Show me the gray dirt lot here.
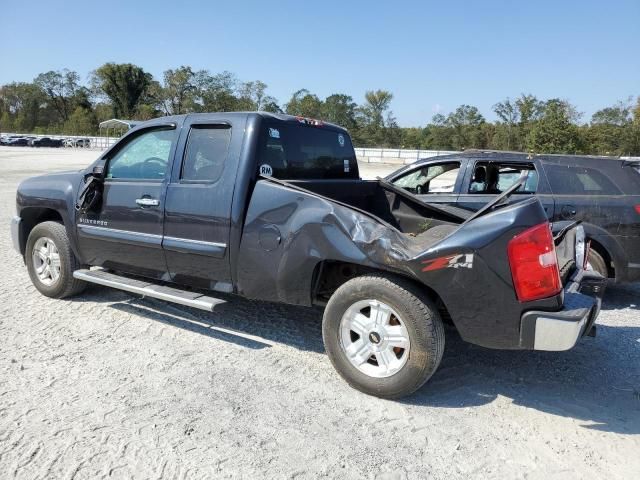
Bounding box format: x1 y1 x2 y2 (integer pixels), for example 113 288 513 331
0 146 639 479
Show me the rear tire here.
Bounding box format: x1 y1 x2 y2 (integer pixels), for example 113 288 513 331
25 221 87 299
587 249 608 279
322 273 445 399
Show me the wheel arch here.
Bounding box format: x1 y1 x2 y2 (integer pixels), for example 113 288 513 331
311 260 453 325
578 222 624 281
18 207 66 256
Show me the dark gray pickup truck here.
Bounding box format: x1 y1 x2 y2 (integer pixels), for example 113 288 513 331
11 112 605 398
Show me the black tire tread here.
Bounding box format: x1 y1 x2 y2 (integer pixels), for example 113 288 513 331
323 272 445 399
26 221 87 298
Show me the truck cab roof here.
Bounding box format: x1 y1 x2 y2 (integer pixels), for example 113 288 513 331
129 111 350 135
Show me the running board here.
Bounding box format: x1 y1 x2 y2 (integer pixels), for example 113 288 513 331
73 269 226 312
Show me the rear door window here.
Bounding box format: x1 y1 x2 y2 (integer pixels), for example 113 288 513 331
544 164 621 195
180 125 231 182
469 162 538 194
258 124 358 179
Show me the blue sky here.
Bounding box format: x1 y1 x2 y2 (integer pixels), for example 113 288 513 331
2 0 638 126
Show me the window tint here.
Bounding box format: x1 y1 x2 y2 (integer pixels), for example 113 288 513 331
544 164 621 195
258 124 357 179
469 162 538 194
392 162 460 194
107 128 174 180
181 126 231 182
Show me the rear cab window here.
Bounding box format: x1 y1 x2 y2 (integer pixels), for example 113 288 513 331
257 123 358 179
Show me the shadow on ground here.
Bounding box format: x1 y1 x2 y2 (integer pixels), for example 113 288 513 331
600 282 640 311
404 324 640 435
72 284 324 353
72 283 640 435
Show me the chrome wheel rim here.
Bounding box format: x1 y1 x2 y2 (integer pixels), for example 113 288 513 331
339 299 411 378
32 237 61 286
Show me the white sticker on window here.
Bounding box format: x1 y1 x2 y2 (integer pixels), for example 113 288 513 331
338 134 345 147
260 164 273 176
269 128 280 139
344 159 350 173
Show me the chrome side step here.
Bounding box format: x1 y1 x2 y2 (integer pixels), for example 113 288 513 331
73 269 226 312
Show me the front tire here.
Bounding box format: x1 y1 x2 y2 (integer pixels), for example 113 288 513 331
322 273 445 399
25 221 87 298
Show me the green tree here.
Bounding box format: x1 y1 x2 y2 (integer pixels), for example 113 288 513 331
92 63 153 118
237 80 279 111
198 71 239 112
515 94 543 150
63 106 96 135
322 94 357 130
0 82 46 132
445 105 486 150
160 66 200 115
33 69 82 122
426 113 454 149
285 89 323 118
492 98 520 150
261 98 283 113
93 102 115 124
356 90 397 146
625 97 640 156
527 99 582 153
588 100 632 155
400 127 430 149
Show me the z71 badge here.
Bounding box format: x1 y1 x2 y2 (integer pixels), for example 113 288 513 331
421 253 473 272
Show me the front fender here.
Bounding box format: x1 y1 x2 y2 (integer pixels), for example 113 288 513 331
16 171 84 257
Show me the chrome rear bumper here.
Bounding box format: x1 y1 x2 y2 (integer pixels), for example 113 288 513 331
520 270 605 351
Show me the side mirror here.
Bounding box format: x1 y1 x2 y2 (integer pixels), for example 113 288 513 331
92 165 105 180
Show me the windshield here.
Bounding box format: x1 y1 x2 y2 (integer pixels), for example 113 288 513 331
257 123 358 179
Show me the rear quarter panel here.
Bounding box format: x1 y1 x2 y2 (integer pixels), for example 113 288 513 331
236 180 421 305
410 198 563 348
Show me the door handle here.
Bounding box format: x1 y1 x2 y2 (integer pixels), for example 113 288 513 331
136 197 159 207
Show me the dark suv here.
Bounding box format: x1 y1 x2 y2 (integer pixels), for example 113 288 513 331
387 151 640 283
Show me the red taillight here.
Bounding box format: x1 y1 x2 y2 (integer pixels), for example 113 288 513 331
507 222 562 302
635 205 640 215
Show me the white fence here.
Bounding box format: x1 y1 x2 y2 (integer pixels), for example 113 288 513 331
354 148 459 165
1 132 119 149
4 133 459 166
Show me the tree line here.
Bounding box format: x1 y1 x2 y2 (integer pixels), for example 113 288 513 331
1 63 639 156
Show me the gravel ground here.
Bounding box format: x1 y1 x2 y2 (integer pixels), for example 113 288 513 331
0 147 639 479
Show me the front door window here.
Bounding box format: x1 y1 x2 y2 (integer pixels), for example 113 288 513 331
392 162 461 195
106 128 175 180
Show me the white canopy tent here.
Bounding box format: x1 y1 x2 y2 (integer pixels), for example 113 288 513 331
98 119 139 149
